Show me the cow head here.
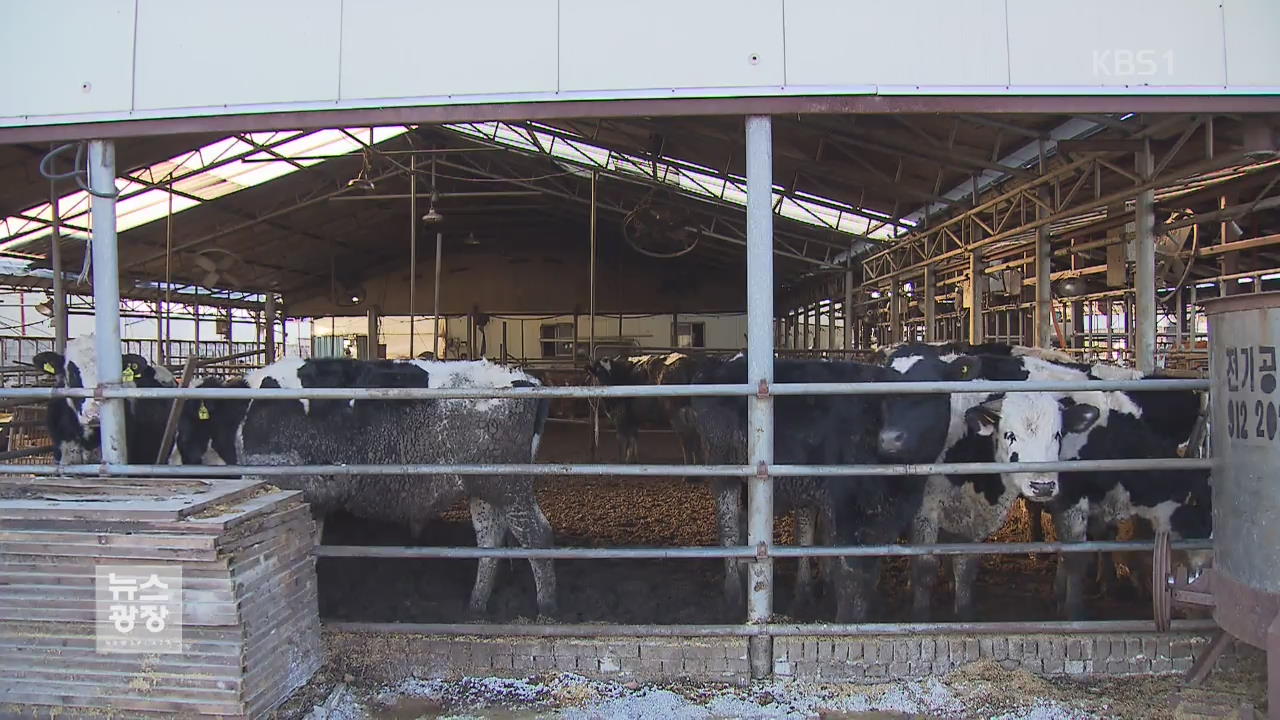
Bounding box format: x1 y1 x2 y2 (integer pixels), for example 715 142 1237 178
877 346 983 463
34 338 169 432
965 393 1100 501
586 357 628 385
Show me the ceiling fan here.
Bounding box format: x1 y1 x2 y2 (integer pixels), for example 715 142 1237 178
622 191 701 259
191 249 246 289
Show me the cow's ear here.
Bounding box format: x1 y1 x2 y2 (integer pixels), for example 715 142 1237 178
965 402 1000 436
33 351 64 377
1062 402 1101 433
947 356 981 381
587 360 607 379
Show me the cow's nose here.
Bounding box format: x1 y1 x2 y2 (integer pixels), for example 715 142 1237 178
1029 480 1057 498
878 429 906 454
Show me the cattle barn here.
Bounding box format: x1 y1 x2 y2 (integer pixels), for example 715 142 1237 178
0 3 1278 718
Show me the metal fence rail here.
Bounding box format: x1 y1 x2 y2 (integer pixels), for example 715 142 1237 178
0 457 1213 477
0 377 1210 401
316 539 1213 560
324 619 1221 637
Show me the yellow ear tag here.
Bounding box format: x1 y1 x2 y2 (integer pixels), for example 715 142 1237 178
42 362 56 374
959 365 970 378
198 403 210 421
121 367 136 382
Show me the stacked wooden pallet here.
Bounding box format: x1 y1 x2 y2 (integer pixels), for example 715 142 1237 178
0 477 322 718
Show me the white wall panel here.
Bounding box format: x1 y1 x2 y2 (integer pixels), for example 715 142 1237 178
340 0 558 99
0 0 136 117
1223 0 1280 87
133 0 342 110
1007 0 1226 87
784 0 1008 87
559 0 784 91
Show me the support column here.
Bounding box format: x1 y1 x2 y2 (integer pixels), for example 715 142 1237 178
1134 142 1157 374
433 232 442 358
1220 193 1239 297
408 156 418 357
192 298 201 358
50 179 67 354
88 140 127 464
589 171 598 362
1034 188 1054 348
967 248 985 344
923 266 937 343
745 115 775 679
265 293 278 362
843 263 854 349
364 304 377 361
888 282 902 344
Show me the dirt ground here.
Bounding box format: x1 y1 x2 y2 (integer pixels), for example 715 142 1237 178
317 422 1155 625
274 651 1269 719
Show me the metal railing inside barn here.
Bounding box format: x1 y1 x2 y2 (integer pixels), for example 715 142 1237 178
4 124 1219 679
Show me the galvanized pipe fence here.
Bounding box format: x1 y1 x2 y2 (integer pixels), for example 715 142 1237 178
4 377 1214 577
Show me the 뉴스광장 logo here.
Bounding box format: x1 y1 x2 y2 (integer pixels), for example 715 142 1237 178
95 565 183 654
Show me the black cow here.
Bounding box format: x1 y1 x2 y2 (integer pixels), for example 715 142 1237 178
175 376 249 467
177 356 557 618
33 336 177 464
587 352 720 469
692 357 962 622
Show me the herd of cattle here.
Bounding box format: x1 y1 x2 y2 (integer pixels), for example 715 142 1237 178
30 336 1211 624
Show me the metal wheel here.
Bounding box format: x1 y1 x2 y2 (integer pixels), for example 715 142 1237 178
1153 530 1174 632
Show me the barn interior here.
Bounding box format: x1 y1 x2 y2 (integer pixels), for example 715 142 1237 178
1 112 1277 626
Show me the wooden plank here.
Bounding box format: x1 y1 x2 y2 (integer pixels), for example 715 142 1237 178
2 665 244 694
0 645 245 671
0 689 244 717
0 479 265 522
0 606 241 626
0 529 218 549
0 542 220 561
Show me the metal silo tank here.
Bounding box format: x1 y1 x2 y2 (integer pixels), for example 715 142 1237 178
1204 291 1280 717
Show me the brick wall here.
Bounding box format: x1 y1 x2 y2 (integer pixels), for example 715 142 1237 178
326 630 1221 685
770 633 1210 681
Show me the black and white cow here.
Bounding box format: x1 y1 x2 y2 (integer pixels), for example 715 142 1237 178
693 356 966 622
33 335 178 465
179 356 557 618
1048 385 1211 619
587 352 720 468
881 345 1103 620
175 376 249 467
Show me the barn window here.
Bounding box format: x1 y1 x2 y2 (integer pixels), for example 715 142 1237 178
676 321 706 348
540 323 575 358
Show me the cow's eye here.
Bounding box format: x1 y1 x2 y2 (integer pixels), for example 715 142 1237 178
1003 431 1016 442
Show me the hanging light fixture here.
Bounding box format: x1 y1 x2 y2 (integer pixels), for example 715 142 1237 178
346 149 376 191
420 157 443 223
34 296 54 317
